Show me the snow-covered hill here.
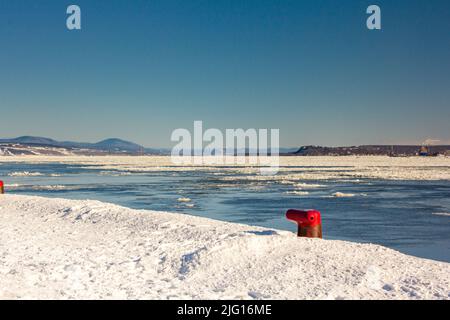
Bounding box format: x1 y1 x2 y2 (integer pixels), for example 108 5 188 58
0 144 76 156
0 137 168 155
0 143 137 156
0 194 448 300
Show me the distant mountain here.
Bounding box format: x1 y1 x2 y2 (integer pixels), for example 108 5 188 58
0 136 169 155
91 138 143 152
0 136 60 146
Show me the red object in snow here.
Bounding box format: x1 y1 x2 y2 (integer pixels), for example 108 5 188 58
0 180 4 194
286 209 322 238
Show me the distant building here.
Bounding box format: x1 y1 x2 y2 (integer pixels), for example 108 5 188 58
419 146 429 156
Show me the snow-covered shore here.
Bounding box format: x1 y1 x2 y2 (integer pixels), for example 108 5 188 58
0 195 449 300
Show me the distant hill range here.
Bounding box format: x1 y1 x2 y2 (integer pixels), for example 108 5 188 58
1 136 449 156
0 136 168 156
290 145 450 156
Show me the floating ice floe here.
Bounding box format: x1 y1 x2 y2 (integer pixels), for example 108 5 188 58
8 171 44 177
332 192 356 198
293 183 325 189
1 156 450 181
4 183 21 188
286 191 310 196
432 212 450 217
31 185 68 191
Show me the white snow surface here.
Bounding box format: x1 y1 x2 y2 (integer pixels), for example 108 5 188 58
0 194 449 300
1 155 450 181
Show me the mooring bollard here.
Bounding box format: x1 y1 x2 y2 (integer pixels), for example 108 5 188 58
286 209 322 238
0 180 4 194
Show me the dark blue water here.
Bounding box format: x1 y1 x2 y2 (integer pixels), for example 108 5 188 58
1 162 450 262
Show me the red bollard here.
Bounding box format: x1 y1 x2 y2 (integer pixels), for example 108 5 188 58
0 180 4 194
286 209 322 238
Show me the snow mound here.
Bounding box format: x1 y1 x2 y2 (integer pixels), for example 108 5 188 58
0 194 449 300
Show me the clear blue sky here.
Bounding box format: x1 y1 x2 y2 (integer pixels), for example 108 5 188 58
1 0 449 147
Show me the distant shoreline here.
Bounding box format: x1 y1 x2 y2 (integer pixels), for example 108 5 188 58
1 142 450 157
1 136 449 156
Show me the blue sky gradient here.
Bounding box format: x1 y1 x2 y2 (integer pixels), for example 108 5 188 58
1 0 449 147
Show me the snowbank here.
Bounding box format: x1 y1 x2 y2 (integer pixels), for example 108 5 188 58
0 195 449 300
